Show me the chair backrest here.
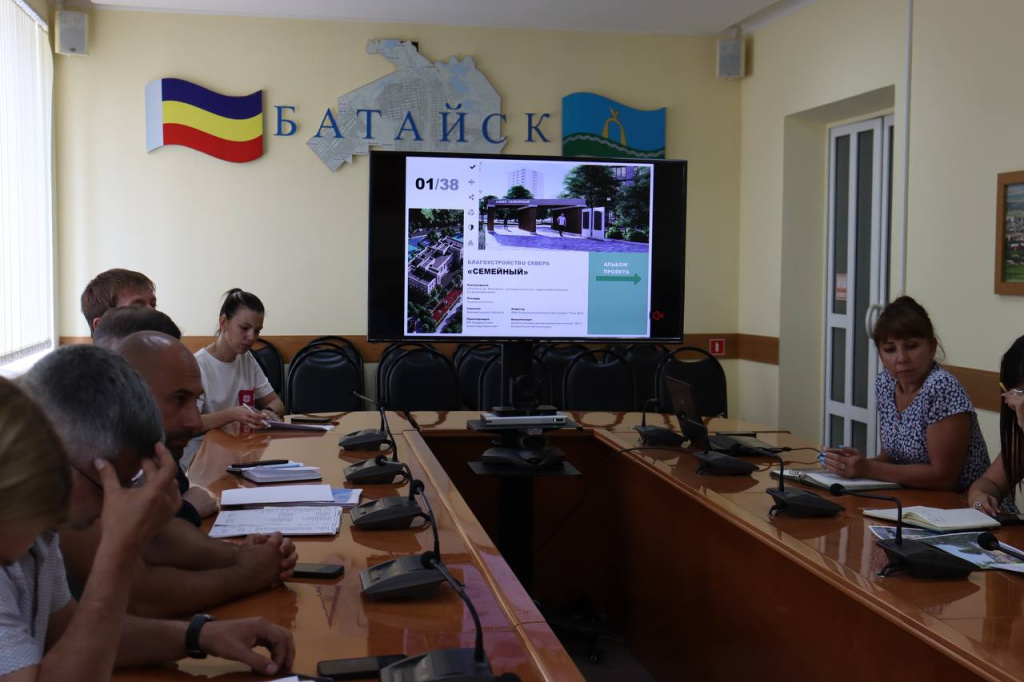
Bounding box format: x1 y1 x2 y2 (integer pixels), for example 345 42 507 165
376 342 433 406
290 339 365 400
538 343 587 409
304 336 363 373
655 347 728 417
621 343 669 411
285 347 363 414
250 339 285 398
383 347 460 412
454 343 501 410
477 354 552 412
562 349 635 412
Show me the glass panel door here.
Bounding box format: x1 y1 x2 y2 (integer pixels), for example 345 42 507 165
823 117 891 455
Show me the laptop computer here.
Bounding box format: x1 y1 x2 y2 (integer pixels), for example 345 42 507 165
664 377 777 454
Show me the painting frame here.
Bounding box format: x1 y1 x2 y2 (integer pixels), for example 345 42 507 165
995 171 1024 295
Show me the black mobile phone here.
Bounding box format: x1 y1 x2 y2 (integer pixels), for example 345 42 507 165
317 654 405 680
291 563 344 579
292 416 332 424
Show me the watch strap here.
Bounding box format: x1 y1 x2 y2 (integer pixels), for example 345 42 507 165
186 613 215 659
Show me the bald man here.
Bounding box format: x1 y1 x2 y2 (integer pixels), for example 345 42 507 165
116 330 212 523
58 332 299 618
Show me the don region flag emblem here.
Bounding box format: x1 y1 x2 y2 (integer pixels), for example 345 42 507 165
562 92 665 160
145 78 264 163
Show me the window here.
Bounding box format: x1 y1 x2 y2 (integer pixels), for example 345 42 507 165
0 0 54 368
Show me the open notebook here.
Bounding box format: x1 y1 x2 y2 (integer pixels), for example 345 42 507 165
770 468 901 491
863 506 1001 532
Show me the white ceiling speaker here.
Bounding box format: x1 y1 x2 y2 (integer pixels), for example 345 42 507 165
56 11 89 57
717 38 745 79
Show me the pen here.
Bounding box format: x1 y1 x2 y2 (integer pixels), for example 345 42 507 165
227 460 290 470
1000 382 1024 395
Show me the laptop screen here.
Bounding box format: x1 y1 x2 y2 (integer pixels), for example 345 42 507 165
665 377 707 449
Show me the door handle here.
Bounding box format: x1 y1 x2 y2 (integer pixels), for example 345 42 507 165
865 303 884 339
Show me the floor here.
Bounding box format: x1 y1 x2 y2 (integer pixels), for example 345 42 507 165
560 632 657 682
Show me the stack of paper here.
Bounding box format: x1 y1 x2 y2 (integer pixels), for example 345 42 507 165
332 488 363 507
210 506 342 538
221 484 335 507
242 466 322 484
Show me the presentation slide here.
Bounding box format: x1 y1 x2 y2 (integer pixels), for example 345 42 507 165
403 156 655 338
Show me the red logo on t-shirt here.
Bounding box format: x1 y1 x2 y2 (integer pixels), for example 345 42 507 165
238 389 255 407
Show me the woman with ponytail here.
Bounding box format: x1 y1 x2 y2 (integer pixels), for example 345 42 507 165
195 289 285 432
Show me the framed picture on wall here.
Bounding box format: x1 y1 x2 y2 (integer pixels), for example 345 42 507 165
996 170 1024 295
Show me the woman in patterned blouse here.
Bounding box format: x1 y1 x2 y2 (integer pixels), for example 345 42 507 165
822 296 988 492
967 336 1024 515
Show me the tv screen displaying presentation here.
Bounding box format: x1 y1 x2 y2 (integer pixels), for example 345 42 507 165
367 151 686 343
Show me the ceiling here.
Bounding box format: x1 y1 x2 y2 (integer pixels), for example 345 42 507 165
84 0 792 35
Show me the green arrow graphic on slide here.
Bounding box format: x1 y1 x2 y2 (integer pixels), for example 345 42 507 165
595 273 642 284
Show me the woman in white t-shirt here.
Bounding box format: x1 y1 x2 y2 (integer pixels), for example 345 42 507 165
195 289 286 431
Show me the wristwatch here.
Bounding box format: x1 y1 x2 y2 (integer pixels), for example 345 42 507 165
186 613 216 659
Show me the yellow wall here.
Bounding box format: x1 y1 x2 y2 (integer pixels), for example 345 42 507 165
54 10 741 346
737 0 906 433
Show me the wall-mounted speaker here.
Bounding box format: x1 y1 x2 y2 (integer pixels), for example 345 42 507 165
56 11 89 57
717 38 744 79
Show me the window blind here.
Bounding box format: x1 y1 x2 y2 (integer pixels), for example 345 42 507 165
0 0 54 366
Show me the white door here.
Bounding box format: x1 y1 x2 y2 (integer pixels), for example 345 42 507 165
591 207 606 239
582 209 592 237
823 116 893 455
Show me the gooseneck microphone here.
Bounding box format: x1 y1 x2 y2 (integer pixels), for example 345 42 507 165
978 532 1024 562
338 390 393 453
378 552 496 681
764 451 843 518
350 478 431 531
829 484 973 579
633 398 684 447
343 391 411 484
358 480 445 600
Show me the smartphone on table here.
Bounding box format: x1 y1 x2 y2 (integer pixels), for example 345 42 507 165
317 654 406 680
291 563 344 579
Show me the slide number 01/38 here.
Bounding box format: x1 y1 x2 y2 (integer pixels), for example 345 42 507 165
414 177 459 191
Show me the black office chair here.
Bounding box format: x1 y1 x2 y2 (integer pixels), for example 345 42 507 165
454 343 501 410
376 342 433 406
538 343 587 409
382 347 460 412
620 343 669 411
561 349 635 412
477 354 552 411
655 346 728 417
304 336 363 375
250 339 285 398
286 347 363 414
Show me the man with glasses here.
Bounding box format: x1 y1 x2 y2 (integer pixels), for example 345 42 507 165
10 346 293 679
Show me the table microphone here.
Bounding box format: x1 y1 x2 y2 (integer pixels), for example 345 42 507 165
978 532 1024 561
344 392 411 483
633 398 684 447
684 416 756 476
359 481 445 600
350 478 429 530
379 551 496 682
829 484 973 579
764 451 843 518
339 390 392 452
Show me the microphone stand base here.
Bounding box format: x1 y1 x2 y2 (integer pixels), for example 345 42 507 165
381 648 494 682
877 539 974 579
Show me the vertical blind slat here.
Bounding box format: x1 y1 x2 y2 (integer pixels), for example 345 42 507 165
0 0 54 366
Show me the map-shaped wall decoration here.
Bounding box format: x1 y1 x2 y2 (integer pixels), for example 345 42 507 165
307 40 505 171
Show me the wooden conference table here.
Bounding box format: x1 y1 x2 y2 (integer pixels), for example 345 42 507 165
116 411 1024 681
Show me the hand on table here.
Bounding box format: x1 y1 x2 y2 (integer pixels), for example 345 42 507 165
967 490 1001 517
198 617 295 676
821 447 870 479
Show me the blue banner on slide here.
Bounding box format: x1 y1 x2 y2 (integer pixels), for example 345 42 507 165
562 92 665 159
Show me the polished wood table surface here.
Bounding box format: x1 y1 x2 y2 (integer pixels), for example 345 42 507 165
113 412 582 681
410 412 1024 682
